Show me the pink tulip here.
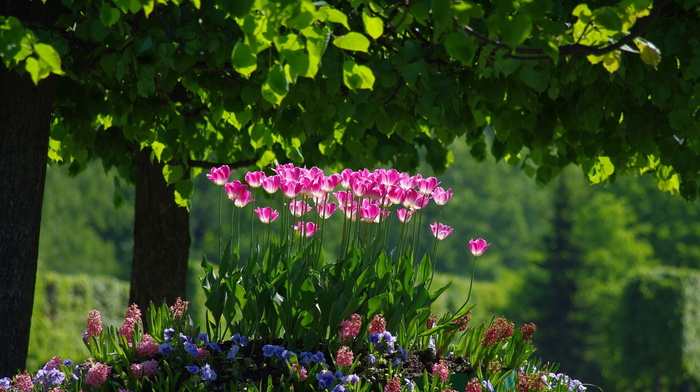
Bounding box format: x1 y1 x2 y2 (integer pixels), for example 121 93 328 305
245 171 266 188
262 176 281 194
234 191 254 208
225 181 248 201
255 206 279 224
317 202 338 219
320 174 341 192
396 208 412 223
469 238 491 257
206 165 232 186
281 180 302 199
417 177 440 195
360 202 382 223
288 200 312 217
430 222 453 240
432 187 452 206
293 221 319 237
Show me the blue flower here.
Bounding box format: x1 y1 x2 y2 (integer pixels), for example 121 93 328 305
208 342 222 352
159 342 174 356
184 341 199 356
398 346 408 360
231 333 249 347
34 369 65 386
164 328 175 341
392 358 402 366
227 345 240 359
262 344 278 357
62 359 73 366
334 370 346 384
312 351 326 364
346 374 360 384
369 332 381 344
369 354 376 364
185 366 200 374
482 379 495 392
331 385 347 392
316 370 335 389
0 377 11 389
405 378 416 390
300 351 313 365
179 332 190 342
197 333 209 343
201 364 217 381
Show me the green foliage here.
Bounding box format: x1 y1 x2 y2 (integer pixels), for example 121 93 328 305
28 272 129 370
39 163 134 280
616 267 700 391
3 0 697 203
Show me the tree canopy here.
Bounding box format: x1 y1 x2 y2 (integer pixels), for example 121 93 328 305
2 0 699 199
2 0 700 376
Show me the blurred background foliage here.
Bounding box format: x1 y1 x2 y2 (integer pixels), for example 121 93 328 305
33 139 700 391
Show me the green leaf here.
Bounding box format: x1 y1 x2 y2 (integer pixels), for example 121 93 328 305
362 10 384 39
501 14 532 48
593 7 622 32
635 38 661 70
342 60 375 90
443 30 476 66
333 32 370 53
231 41 257 76
266 63 289 95
163 164 183 185
34 43 63 75
452 1 484 26
137 65 155 96
319 6 349 29
24 57 48 84
99 4 121 27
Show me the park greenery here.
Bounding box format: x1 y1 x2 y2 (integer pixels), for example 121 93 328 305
24 144 700 392
2 0 700 389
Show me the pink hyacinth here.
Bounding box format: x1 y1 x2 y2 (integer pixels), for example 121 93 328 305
131 359 158 379
255 206 279 224
431 360 450 382
369 314 386 334
206 165 231 186
84 309 102 339
336 346 354 367
14 372 33 392
432 187 452 206
170 297 189 320
430 222 453 240
465 377 482 392
469 238 491 257
84 362 111 388
137 334 160 359
338 313 362 342
384 376 402 392
43 356 62 371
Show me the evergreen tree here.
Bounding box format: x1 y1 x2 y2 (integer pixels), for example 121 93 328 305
521 178 587 375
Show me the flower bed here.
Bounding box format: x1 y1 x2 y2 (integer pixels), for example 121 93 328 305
2 165 590 392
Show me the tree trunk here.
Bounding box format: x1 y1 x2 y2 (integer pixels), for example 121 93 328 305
0 1 58 378
129 148 191 315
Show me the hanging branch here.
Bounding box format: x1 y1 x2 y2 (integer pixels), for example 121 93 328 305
462 0 672 60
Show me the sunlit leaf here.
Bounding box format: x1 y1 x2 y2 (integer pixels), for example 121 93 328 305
342 60 375 90
362 10 383 39
333 32 370 53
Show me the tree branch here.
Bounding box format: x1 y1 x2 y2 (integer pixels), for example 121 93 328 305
462 0 672 60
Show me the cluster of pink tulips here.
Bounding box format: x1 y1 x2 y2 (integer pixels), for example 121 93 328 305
207 163 461 242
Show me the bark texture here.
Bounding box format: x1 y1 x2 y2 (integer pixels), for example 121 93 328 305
0 1 56 375
129 148 191 316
